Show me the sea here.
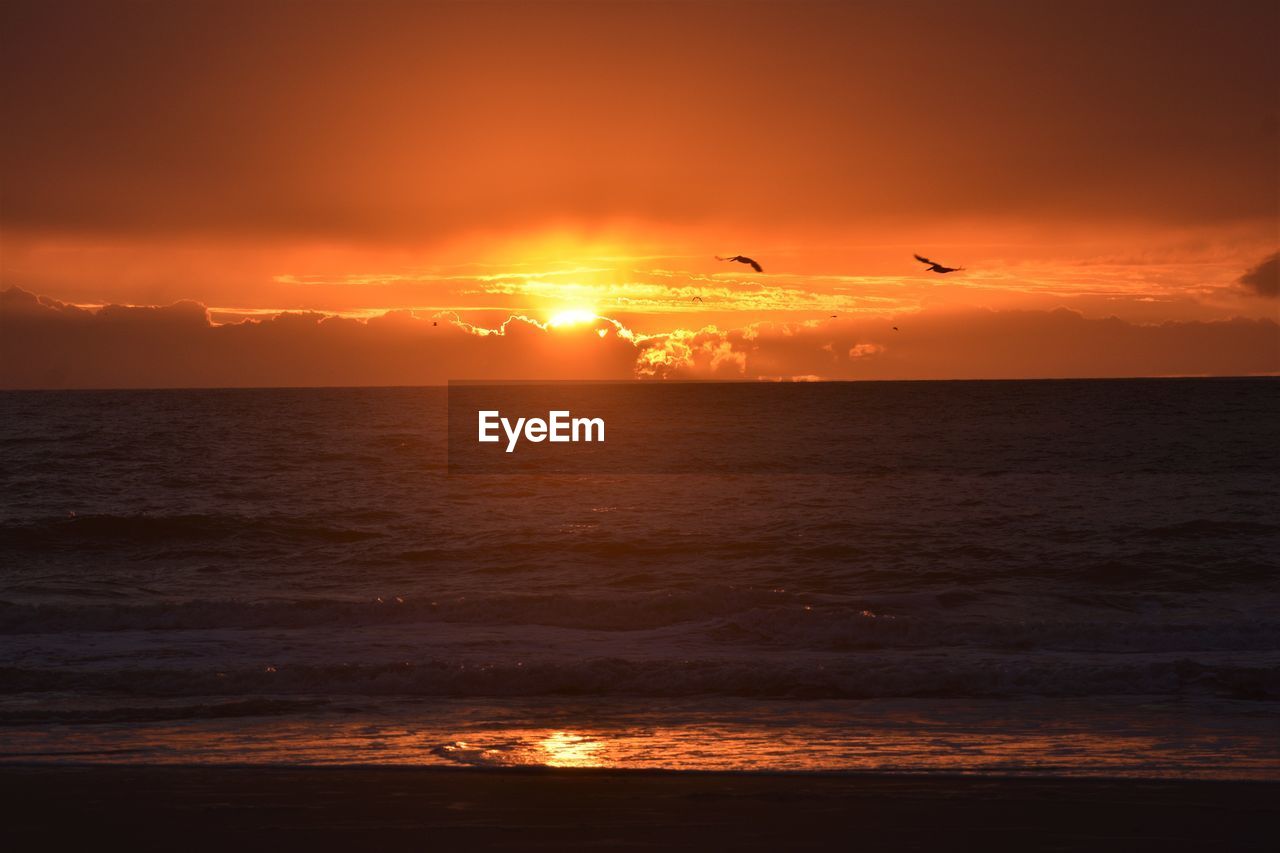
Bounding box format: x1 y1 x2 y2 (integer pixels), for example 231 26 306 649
1 379 1277 778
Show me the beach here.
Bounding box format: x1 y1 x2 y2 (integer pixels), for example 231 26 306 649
4 765 1276 850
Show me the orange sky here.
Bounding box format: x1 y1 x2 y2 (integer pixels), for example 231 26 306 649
1 0 1276 386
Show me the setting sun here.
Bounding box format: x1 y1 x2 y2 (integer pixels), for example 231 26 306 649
548 309 599 328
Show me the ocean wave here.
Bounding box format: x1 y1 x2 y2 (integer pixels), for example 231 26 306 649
0 513 384 548
0 594 772 634
714 607 1280 653
1 656 1275 702
0 597 1275 654
0 698 327 726
1134 519 1280 540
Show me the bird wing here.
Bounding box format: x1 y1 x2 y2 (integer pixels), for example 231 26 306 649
914 254 934 265
748 259 763 272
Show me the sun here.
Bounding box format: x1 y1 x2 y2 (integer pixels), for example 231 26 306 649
548 308 598 328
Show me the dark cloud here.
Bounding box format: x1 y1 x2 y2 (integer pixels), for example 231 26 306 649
1238 252 1279 298
0 288 638 389
3 288 1276 389
639 309 1279 381
2 1 1276 241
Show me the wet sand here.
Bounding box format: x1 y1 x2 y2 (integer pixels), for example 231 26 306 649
1 765 1275 850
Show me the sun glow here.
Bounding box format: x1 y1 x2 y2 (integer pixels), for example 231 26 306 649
548 308 598 328
539 731 604 768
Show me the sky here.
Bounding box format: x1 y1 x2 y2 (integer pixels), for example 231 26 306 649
1 0 1277 386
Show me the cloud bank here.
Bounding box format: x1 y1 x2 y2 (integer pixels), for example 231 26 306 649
1238 252 1279 298
2 287 1276 389
3 2 1276 243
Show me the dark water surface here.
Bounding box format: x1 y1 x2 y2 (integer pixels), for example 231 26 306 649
1 379 1277 776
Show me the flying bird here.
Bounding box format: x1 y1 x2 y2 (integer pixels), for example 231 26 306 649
717 255 763 273
892 326 899 331
691 295 704 303
914 254 964 274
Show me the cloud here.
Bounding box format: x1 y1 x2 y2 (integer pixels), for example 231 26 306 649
2 2 1277 244
0 287 639 388
848 343 886 359
636 309 1278 381
2 288 1276 389
1238 252 1279 298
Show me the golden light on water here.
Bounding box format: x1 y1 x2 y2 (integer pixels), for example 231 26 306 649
4 703 1277 779
538 731 604 768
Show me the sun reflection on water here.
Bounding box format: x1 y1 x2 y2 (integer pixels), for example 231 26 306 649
539 731 604 768
4 700 1277 780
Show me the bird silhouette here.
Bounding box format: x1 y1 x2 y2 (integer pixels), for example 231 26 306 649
892 326 899 331
717 255 763 273
691 295 704 303
914 254 964 274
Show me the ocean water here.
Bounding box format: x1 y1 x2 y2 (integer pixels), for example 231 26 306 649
1 379 1277 777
